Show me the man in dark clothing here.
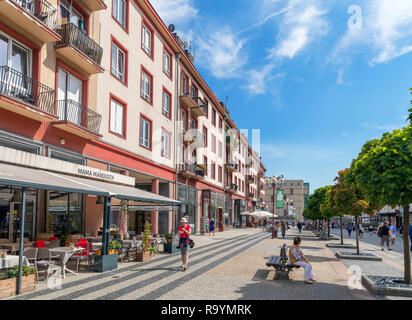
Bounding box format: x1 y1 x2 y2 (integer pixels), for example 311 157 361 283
281 222 288 239
347 224 352 237
297 222 302 234
378 222 392 251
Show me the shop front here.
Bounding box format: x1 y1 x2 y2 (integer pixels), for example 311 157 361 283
234 199 247 228
177 185 198 233
202 190 226 232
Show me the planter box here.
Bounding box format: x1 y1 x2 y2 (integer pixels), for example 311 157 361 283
164 242 179 254
136 251 154 262
94 254 118 272
0 274 36 299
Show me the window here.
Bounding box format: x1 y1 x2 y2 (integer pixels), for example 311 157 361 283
163 48 172 78
162 89 171 118
203 126 208 147
181 109 187 132
111 40 127 83
142 21 153 57
161 130 170 158
141 68 152 103
218 141 222 158
212 109 216 126
211 162 216 180
203 156 208 176
242 181 244 192
204 99 209 118
211 134 216 153
0 33 31 78
60 0 85 32
181 73 189 94
113 0 127 30
191 85 198 100
290 188 294 195
110 97 125 137
57 68 83 125
218 166 222 183
140 116 151 149
219 117 223 132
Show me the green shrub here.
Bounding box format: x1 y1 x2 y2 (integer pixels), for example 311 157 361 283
7 266 36 279
109 240 122 250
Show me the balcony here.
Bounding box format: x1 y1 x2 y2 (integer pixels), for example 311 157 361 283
0 0 60 43
246 175 255 183
179 85 198 109
56 23 104 75
226 132 238 149
226 183 238 194
75 0 107 12
183 128 205 147
179 163 205 180
225 163 238 172
52 100 102 139
247 193 254 200
246 158 253 167
190 97 207 119
0 66 56 122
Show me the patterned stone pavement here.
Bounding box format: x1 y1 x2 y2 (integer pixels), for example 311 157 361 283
7 228 382 300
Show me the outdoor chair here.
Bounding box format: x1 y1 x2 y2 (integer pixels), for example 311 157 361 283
46 239 60 249
23 247 38 281
71 241 93 272
36 248 61 282
48 237 57 241
34 240 45 248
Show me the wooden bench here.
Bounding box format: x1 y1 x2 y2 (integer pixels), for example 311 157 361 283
266 244 300 280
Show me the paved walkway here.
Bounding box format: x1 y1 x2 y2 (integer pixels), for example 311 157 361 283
6 228 391 300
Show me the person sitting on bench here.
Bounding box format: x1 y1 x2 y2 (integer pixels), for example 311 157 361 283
289 236 316 284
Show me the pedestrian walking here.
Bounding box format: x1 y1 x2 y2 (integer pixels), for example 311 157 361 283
178 217 191 271
389 223 396 245
378 222 392 251
368 224 374 234
289 236 316 284
281 221 288 239
347 224 352 237
358 223 364 238
297 222 302 234
209 218 215 236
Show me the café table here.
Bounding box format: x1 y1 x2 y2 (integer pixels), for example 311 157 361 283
0 242 35 254
0 255 30 269
49 247 84 279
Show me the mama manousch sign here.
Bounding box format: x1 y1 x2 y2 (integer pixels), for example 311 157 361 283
0 146 135 186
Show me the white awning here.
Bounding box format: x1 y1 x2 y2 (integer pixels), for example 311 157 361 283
0 162 180 206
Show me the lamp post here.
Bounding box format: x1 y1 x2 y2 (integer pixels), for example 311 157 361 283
265 175 284 239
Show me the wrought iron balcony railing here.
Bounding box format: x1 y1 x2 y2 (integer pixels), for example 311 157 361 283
227 183 238 192
57 99 102 135
0 66 55 115
57 23 103 66
179 163 205 177
11 0 58 30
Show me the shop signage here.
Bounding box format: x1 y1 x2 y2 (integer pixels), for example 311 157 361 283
119 206 174 212
0 146 135 186
276 190 284 208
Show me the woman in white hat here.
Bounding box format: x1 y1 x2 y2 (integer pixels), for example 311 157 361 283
178 217 191 271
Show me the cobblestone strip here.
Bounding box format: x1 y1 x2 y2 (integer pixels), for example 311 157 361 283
95 233 271 300
12 233 249 300
51 232 267 300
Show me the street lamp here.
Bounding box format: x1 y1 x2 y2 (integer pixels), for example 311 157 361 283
265 174 284 239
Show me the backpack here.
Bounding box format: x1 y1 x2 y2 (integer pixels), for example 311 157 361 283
377 227 383 237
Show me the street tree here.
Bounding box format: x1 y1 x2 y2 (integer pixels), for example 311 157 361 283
350 126 412 284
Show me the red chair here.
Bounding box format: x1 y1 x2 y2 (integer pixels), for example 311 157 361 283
77 239 88 244
34 240 45 248
72 241 93 272
48 237 57 241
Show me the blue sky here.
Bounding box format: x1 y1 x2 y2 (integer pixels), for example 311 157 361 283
150 0 412 192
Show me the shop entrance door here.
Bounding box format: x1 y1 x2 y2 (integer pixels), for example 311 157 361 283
218 208 223 232
8 199 36 242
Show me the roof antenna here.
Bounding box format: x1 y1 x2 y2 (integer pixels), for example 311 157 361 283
225 95 228 105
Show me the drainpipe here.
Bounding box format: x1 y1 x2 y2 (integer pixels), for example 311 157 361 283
173 52 182 235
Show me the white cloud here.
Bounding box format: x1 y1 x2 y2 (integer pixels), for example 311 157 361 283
332 0 412 65
245 64 276 95
336 68 351 86
268 1 329 60
195 27 247 79
149 0 198 25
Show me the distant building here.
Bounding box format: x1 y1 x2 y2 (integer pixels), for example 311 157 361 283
264 179 308 221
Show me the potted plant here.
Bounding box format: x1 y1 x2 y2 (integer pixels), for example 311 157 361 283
197 163 207 171
136 220 155 262
164 232 178 254
0 266 36 299
109 240 122 255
